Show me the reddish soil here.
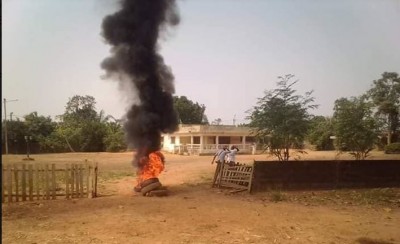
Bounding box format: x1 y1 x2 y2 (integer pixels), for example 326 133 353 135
2 151 399 244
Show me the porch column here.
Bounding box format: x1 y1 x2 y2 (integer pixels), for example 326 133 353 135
177 136 181 154
190 135 194 154
200 135 204 153
242 136 246 150
216 136 219 148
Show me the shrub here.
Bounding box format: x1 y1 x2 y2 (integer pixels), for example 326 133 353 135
384 142 400 154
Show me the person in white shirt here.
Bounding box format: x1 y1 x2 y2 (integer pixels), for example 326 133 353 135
211 146 229 164
227 145 239 166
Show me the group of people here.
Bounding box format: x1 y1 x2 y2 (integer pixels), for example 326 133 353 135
211 145 240 166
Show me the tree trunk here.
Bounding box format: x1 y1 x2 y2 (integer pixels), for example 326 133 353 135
64 136 75 152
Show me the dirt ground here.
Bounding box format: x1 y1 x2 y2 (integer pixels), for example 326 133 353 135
2 151 400 244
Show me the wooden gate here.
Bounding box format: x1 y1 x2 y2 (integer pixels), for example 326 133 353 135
2 162 98 203
212 163 254 193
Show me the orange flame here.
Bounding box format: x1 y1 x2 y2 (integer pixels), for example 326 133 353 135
137 151 165 185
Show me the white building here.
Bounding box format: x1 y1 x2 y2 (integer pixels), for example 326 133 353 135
162 124 256 155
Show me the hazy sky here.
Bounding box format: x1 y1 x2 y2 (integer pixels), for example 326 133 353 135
3 0 400 125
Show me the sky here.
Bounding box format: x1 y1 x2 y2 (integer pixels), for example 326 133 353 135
3 0 400 125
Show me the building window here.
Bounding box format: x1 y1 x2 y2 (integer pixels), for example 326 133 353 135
219 136 230 144
171 136 175 144
193 136 200 144
246 136 255 143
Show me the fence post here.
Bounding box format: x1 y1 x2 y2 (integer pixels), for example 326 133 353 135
75 164 79 198
22 164 27 201
93 162 98 198
7 165 12 203
28 164 33 201
86 163 90 198
79 164 84 198
248 165 254 193
65 164 70 199
71 164 75 198
14 164 19 202
51 164 56 200
45 164 50 200
35 164 40 200
2 164 4 203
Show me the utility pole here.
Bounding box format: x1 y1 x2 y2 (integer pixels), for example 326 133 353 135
233 114 236 126
3 98 18 154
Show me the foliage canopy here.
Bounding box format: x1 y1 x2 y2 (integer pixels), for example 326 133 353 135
248 74 317 161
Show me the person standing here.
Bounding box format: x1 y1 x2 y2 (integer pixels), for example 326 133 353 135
227 145 239 166
211 146 229 187
211 146 229 165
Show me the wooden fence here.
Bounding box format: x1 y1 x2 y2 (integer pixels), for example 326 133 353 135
2 163 98 203
212 163 254 193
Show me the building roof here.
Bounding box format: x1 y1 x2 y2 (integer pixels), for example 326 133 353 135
166 124 253 136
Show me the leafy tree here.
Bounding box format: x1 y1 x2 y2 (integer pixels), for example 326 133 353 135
39 127 70 153
248 74 317 161
366 72 400 144
173 96 207 124
63 95 98 122
2 119 28 154
333 96 379 160
103 120 127 152
24 112 56 151
211 118 222 125
307 116 335 150
58 95 107 152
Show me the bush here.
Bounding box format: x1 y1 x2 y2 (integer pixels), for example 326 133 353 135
384 143 400 154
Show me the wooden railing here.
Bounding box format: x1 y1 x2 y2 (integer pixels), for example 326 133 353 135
173 144 255 155
2 163 98 203
212 163 254 193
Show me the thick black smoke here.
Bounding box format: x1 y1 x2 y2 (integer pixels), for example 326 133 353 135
101 0 179 162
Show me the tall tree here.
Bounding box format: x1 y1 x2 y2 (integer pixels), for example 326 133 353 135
2 119 28 154
103 120 127 152
24 112 56 140
248 74 317 161
24 112 57 153
367 72 400 144
211 118 222 125
307 116 335 150
333 97 378 160
173 96 207 124
58 95 107 152
63 95 98 123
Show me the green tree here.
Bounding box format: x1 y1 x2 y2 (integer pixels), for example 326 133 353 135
24 112 56 152
248 74 317 161
103 119 127 152
333 97 378 160
58 95 107 152
366 72 400 144
2 119 28 154
173 96 207 124
307 116 335 150
211 118 222 125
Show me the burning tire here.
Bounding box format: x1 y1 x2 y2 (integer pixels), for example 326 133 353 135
141 181 162 196
140 178 160 188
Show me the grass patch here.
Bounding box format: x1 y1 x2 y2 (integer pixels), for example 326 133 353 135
98 170 134 182
282 188 400 207
270 190 286 202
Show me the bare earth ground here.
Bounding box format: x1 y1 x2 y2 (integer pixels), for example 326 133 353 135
2 151 400 244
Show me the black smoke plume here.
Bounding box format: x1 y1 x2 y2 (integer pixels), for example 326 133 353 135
101 0 179 163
